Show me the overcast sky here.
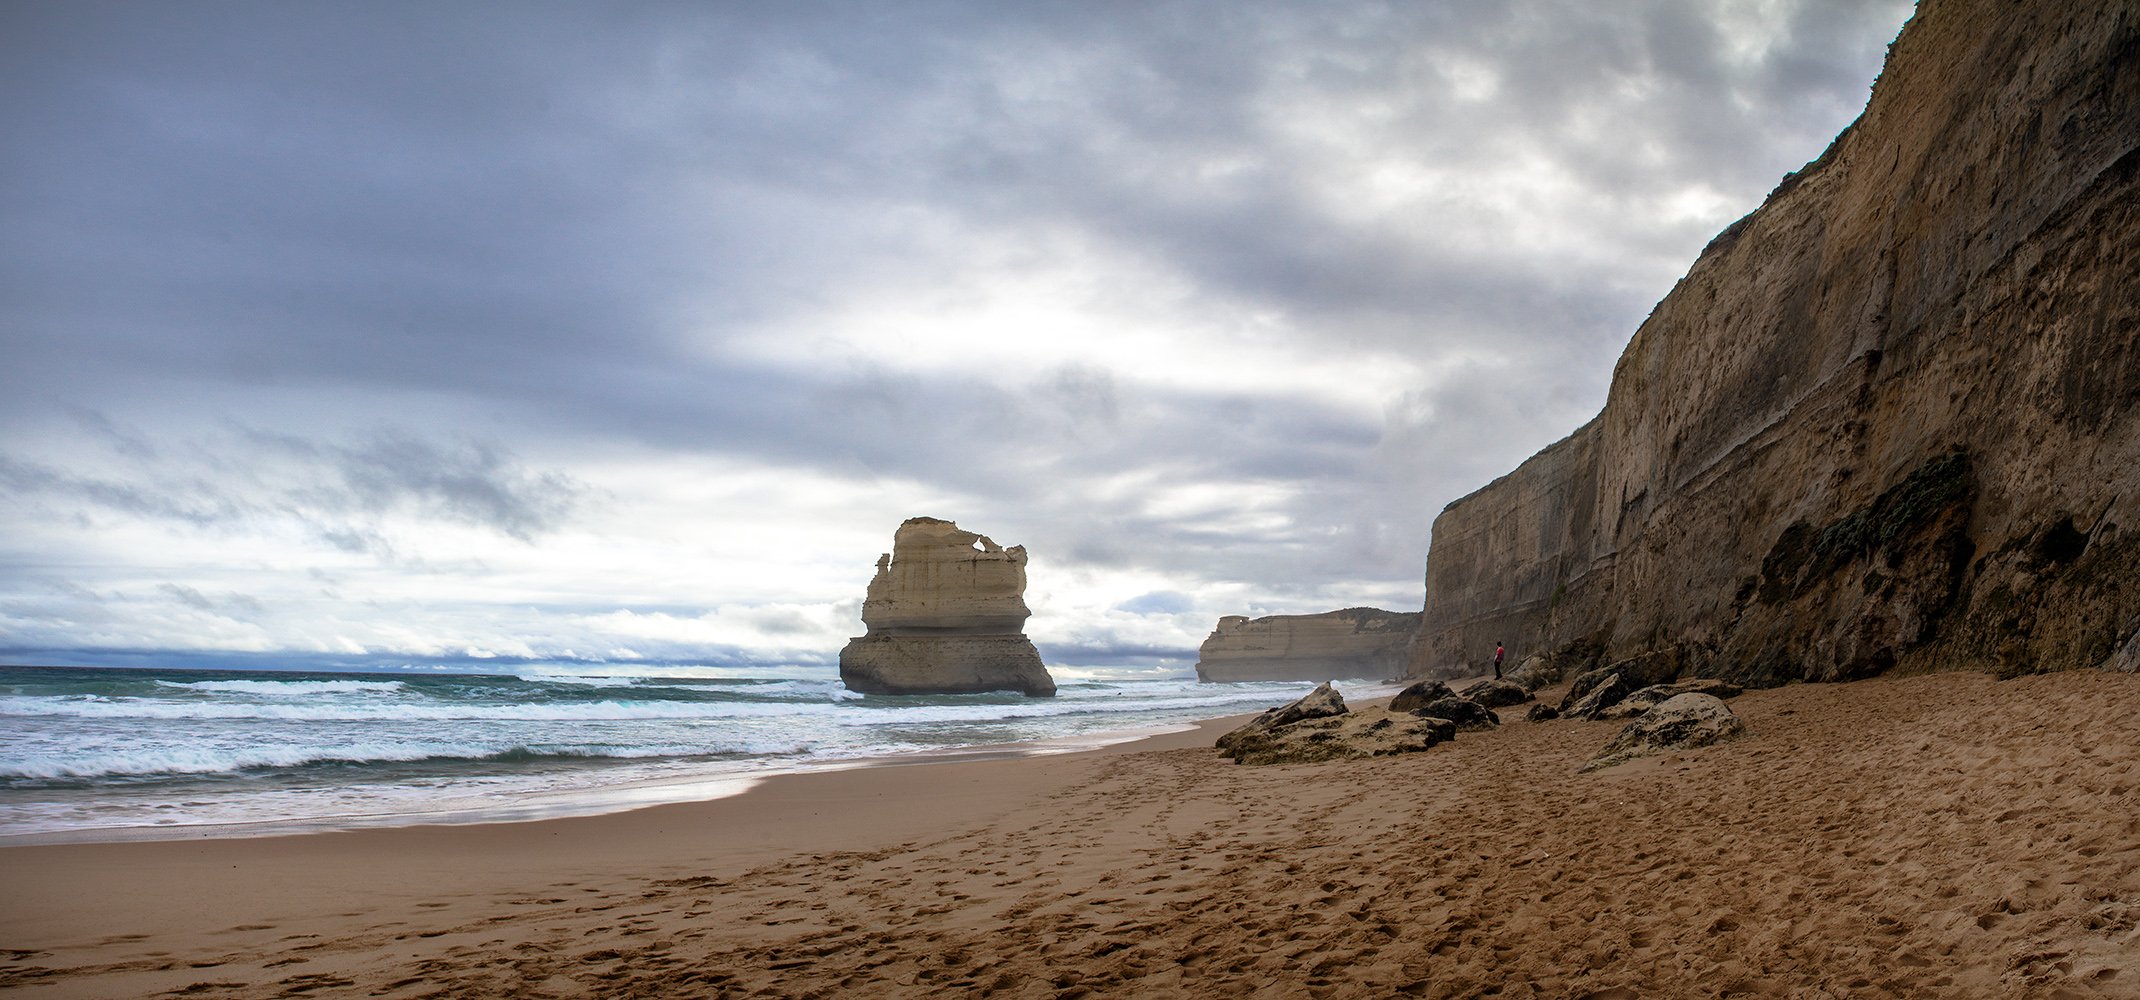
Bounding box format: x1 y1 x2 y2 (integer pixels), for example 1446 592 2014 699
0 0 1912 677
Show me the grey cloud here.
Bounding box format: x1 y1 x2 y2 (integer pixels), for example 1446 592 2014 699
0 454 252 528
317 527 396 559
154 583 262 616
234 427 594 543
3 6 687 409
505 352 1380 506
64 406 159 461
1 1 1909 412
157 583 217 612
1114 591 1197 615
321 433 588 542
4 421 590 545
755 0 1913 344
49 580 114 604
0 1 1913 661
1035 639 1199 671
746 609 833 638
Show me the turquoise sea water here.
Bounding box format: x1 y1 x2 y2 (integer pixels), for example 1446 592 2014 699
0 663 1340 840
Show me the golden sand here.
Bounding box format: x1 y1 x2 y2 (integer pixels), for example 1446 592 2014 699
3 670 2136 998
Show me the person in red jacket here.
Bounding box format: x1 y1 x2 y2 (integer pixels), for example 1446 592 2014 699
1493 641 1505 679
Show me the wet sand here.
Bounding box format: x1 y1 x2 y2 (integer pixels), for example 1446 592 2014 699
2 670 2136 998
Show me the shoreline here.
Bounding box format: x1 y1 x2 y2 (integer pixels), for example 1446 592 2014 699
0 714 1235 848
0 710 1262 996
10 670 2130 997
3 670 1395 847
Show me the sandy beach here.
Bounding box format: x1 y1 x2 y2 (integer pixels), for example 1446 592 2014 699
3 669 2136 998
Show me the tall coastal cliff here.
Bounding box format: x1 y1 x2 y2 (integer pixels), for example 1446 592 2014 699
1413 0 2139 685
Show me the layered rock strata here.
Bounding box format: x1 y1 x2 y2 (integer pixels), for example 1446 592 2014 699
1195 608 1419 683
1413 0 2139 685
838 517 1057 697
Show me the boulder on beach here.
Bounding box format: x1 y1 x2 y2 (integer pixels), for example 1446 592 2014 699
1388 679 1455 713
1598 679 1745 720
1412 696 1499 732
1503 654 1558 691
1220 681 1348 744
1559 666 1620 711
1217 683 1453 765
1460 678 1532 708
1604 650 1683 690
1581 693 1745 773
1562 671 1638 720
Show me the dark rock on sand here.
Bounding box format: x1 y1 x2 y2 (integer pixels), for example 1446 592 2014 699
1409 715 1458 746
1413 696 1499 732
1217 683 1452 765
2106 622 2139 674
1503 654 1557 692
1604 650 1683 690
1560 667 1620 710
1598 679 1746 720
1581 693 1746 773
1388 680 1455 713
1525 704 1561 723
1562 672 1637 720
1460 678 1532 708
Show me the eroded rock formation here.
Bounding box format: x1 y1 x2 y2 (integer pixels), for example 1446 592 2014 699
1458 678 1532 709
1216 683 1455 765
1413 0 2139 685
838 517 1057 697
1596 680 1745 722
2112 627 2140 673
1387 679 1455 713
1413 696 1499 733
1195 608 1419 683
1581 694 1746 773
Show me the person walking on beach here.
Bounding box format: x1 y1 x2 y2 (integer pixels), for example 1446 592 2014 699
1493 641 1505 679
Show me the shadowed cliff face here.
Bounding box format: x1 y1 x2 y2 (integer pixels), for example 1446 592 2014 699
1413 0 2140 685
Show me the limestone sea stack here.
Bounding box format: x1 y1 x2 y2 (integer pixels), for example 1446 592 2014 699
1194 608 1419 682
838 517 1057 697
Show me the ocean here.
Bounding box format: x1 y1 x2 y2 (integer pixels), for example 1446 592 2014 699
0 663 1341 842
